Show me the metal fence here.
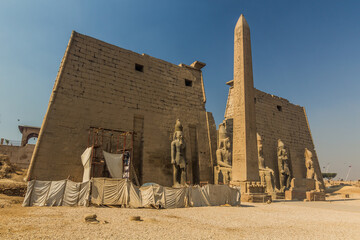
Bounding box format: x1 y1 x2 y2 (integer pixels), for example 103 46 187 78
0 139 21 146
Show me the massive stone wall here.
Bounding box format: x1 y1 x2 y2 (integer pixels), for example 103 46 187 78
28 31 216 185
225 86 323 188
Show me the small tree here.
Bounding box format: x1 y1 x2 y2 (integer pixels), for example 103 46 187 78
322 173 337 180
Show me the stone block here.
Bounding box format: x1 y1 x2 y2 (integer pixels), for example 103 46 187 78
306 191 326 201
241 193 272 203
271 192 285 200
285 190 306 200
290 178 316 191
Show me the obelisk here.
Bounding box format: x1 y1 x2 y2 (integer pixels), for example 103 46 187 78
232 15 260 185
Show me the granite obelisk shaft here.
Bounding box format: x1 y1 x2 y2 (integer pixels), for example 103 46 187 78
232 15 260 183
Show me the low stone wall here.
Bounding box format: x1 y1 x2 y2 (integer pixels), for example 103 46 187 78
0 144 34 169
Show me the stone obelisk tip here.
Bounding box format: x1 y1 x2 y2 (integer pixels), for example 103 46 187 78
235 14 249 29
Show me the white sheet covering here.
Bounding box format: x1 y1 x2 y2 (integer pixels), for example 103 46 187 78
23 178 240 208
62 180 81 206
22 180 90 207
128 183 142 208
90 179 240 208
29 180 51 206
163 187 187 209
81 147 93 182
45 180 66 206
102 151 123 178
91 178 129 205
139 185 165 208
188 186 210 207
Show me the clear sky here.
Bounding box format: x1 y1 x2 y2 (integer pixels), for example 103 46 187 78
0 0 359 180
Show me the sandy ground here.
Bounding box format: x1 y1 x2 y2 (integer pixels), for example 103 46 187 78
1 194 360 240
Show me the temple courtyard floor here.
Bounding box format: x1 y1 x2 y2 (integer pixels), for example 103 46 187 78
0 194 360 240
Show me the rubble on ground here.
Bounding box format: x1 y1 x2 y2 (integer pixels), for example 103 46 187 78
0 154 27 196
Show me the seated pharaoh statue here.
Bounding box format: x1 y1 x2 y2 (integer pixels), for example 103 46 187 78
277 139 292 192
257 133 276 193
214 121 232 184
171 119 187 187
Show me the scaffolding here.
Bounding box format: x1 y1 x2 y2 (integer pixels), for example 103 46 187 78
87 127 139 186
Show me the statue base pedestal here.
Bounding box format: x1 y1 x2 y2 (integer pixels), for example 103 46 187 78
231 180 271 203
306 191 326 201
285 190 306 200
241 193 272 203
270 192 285 200
285 178 320 201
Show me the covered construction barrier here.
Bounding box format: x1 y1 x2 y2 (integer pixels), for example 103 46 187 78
22 180 90 207
23 178 240 208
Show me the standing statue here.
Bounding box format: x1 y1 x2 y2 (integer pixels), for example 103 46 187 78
216 122 232 167
257 133 276 192
171 119 187 187
305 148 315 179
257 133 265 169
277 139 291 192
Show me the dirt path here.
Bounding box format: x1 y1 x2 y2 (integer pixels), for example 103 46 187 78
1 197 360 240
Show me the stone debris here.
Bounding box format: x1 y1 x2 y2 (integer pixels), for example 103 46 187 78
129 216 141 221
84 214 99 223
0 154 15 179
0 154 27 197
220 204 231 207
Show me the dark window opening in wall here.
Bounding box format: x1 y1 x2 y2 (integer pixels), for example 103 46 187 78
185 79 193 87
254 98 257 103
277 105 282 111
135 63 144 72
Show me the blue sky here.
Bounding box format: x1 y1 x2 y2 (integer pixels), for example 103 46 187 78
0 0 359 180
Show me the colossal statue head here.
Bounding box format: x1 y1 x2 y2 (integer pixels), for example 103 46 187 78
174 119 183 132
218 122 228 141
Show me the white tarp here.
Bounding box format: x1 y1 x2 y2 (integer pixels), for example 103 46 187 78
91 178 130 205
23 178 240 208
63 180 91 206
81 147 93 182
91 180 188 209
163 187 187 209
23 180 51 207
139 184 166 208
45 180 66 206
128 182 142 208
188 185 241 207
102 151 123 178
23 180 90 207
90 179 239 208
188 186 210 207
